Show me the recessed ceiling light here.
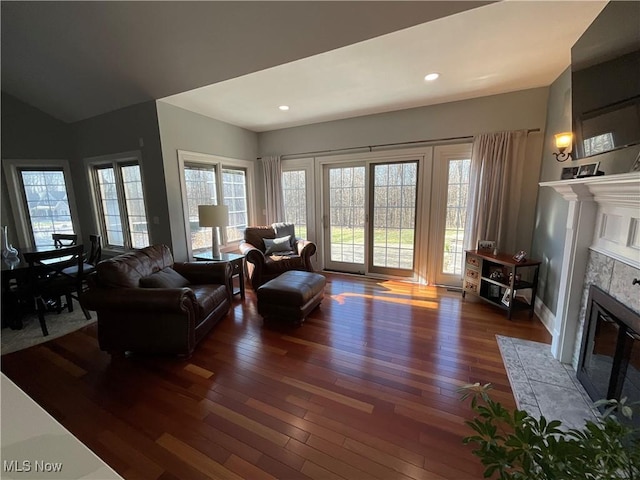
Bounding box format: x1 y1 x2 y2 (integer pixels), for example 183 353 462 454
278 105 290 111
424 73 440 81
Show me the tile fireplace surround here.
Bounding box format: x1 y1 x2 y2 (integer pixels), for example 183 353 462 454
540 172 640 365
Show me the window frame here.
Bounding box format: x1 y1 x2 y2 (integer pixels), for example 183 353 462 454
85 150 150 251
177 150 256 259
428 143 473 286
281 158 316 244
2 158 81 248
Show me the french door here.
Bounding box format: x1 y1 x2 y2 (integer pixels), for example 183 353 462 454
430 144 472 286
323 164 366 274
322 160 418 276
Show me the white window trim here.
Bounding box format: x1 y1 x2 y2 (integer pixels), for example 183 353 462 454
177 150 256 259
3 158 81 248
84 150 148 252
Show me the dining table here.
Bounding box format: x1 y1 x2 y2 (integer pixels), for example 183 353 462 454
1 244 83 330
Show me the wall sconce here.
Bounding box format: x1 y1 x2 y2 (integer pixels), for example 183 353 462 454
553 132 573 162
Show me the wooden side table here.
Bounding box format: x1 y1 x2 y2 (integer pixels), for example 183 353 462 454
462 250 541 320
192 252 245 299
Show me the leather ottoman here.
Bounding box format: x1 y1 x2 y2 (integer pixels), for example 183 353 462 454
257 271 326 325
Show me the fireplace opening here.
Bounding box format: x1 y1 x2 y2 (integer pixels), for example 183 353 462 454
577 285 640 426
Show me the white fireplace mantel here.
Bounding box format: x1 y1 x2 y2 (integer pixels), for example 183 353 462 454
539 171 640 363
541 171 640 207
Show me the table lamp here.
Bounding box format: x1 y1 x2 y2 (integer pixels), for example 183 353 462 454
198 204 228 259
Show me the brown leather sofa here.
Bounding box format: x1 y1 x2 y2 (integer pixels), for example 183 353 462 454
82 244 231 356
239 223 316 289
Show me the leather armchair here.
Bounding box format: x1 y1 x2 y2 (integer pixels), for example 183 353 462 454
82 244 231 356
239 224 316 289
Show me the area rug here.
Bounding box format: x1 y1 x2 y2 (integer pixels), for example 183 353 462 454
1 301 96 355
496 335 598 430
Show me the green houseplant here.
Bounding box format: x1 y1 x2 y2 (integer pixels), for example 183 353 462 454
460 383 640 479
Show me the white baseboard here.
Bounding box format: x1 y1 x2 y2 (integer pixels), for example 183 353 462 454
534 296 555 336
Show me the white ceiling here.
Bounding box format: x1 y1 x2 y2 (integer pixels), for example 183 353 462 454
161 1 607 132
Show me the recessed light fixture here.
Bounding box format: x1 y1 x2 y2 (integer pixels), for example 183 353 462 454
278 105 290 111
424 73 440 81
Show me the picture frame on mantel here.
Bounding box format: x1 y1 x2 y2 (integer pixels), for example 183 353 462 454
576 161 600 178
561 166 579 180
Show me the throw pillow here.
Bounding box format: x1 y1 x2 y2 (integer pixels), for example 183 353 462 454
264 235 292 255
140 267 190 288
272 222 296 250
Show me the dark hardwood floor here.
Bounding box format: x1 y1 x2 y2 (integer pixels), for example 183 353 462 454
1 273 551 479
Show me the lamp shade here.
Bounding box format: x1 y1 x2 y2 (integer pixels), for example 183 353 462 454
554 132 573 150
198 205 229 227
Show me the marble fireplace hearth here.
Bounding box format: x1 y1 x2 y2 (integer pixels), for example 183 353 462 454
497 335 598 431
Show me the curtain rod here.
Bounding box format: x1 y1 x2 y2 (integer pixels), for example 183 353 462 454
258 128 540 160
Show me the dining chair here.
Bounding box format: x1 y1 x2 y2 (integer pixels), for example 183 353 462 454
23 244 91 336
52 233 78 247
87 234 102 266
62 234 102 281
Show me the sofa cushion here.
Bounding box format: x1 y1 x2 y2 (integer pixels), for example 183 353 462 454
96 244 174 288
264 235 292 255
191 284 228 319
140 267 190 288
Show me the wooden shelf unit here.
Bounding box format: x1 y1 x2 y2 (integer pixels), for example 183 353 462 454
462 250 541 320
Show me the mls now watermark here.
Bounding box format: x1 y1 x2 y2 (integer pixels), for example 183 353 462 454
3 460 64 473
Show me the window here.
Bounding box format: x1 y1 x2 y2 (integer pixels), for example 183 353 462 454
583 133 615 157
222 168 248 243
430 144 472 286
282 169 308 239
178 151 254 258
19 168 75 247
371 161 417 272
91 157 149 249
442 158 471 275
184 164 218 253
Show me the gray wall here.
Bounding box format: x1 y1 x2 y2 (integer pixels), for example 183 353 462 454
258 87 549 257
530 69 571 315
156 101 258 261
1 92 73 245
72 101 169 249
259 88 549 156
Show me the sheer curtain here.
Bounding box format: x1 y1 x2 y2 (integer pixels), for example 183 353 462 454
464 130 528 254
262 155 285 224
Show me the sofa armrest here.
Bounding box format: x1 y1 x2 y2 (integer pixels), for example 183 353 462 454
240 242 267 288
173 261 231 286
82 287 196 313
296 239 317 270
240 243 266 265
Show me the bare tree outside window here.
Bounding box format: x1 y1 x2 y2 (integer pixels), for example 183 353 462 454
184 165 218 253
94 163 149 249
372 162 417 270
328 166 366 263
442 159 471 275
122 165 149 248
20 169 74 247
282 170 307 239
222 168 248 243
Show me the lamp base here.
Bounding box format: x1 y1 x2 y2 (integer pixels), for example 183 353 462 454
211 228 221 260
